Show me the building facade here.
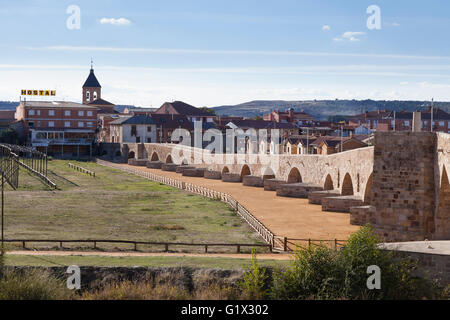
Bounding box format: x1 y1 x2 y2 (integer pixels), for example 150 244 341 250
14 101 98 157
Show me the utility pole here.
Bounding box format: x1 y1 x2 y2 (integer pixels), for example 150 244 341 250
431 98 434 132
1 172 4 247
306 127 309 155
340 124 343 153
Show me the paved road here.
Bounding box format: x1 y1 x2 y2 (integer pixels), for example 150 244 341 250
123 164 360 241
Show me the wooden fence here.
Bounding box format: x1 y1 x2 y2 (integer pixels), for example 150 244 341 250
17 158 56 189
95 159 278 249
68 163 96 177
274 236 348 252
3 239 272 253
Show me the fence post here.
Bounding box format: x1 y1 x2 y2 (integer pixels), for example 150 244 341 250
204 245 208 253
283 237 287 252
308 239 311 246
134 243 137 251
22 241 26 249
236 245 240 253
165 243 169 252
334 239 337 250
94 241 97 249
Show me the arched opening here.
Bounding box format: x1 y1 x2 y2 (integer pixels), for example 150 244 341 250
364 173 373 204
437 166 450 237
324 174 334 190
222 166 230 175
240 165 251 180
287 167 302 183
128 151 135 159
262 167 275 181
181 159 188 165
341 173 354 196
165 154 173 164
115 151 121 157
151 152 159 161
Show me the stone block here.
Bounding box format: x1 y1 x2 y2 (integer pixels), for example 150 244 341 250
222 173 242 182
204 170 222 180
308 190 341 205
175 166 195 174
182 168 206 177
264 179 286 191
276 183 323 198
146 161 162 169
161 163 179 172
322 196 364 213
242 175 264 187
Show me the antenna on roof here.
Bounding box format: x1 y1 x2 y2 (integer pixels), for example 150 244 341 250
90 58 93 70
431 98 434 132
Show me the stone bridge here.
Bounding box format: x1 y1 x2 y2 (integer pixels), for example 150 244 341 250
99 131 450 242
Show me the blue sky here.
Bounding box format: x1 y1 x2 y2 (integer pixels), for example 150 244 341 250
1 0 450 107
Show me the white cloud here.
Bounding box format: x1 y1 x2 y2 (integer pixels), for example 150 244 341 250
322 25 331 31
100 18 131 26
334 31 366 42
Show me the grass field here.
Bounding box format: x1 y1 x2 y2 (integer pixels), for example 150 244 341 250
4 254 290 269
3 160 263 252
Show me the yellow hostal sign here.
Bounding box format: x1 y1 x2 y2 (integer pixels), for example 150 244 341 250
21 90 56 96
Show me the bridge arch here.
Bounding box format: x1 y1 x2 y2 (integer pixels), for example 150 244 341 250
341 173 354 196
363 173 373 204
240 165 251 179
222 166 230 175
262 167 276 180
437 166 450 236
324 174 334 190
287 167 302 183
151 152 159 161
165 154 173 164
128 151 135 159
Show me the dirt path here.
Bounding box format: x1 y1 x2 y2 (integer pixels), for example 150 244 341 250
7 250 293 260
123 164 360 240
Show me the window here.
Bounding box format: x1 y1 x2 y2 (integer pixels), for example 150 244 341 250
65 121 70 127
404 121 410 126
87 122 93 127
37 121 41 127
48 121 54 127
65 110 71 116
136 137 141 143
78 122 84 128
78 111 84 116
391 120 395 127
49 110 55 116
28 122 34 128
147 126 152 132
86 91 90 101
146 138 152 143
439 121 444 127
93 92 97 100
131 125 137 136
87 111 93 117
37 110 41 115
28 110 35 116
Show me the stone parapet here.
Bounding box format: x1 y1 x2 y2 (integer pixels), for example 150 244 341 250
242 175 264 187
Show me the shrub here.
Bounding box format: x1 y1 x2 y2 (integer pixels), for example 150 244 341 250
0 268 73 300
271 226 441 300
237 249 269 299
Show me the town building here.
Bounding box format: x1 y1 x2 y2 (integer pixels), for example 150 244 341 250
154 101 215 123
310 136 368 155
14 101 98 157
348 107 450 133
109 115 158 144
263 108 314 126
123 107 157 115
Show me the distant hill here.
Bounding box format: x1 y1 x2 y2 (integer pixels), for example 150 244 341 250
212 100 450 120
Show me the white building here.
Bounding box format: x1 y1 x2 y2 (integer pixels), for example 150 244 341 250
109 115 158 143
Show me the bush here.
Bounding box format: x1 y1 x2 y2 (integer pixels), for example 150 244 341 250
0 268 73 300
238 249 269 299
271 226 441 300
